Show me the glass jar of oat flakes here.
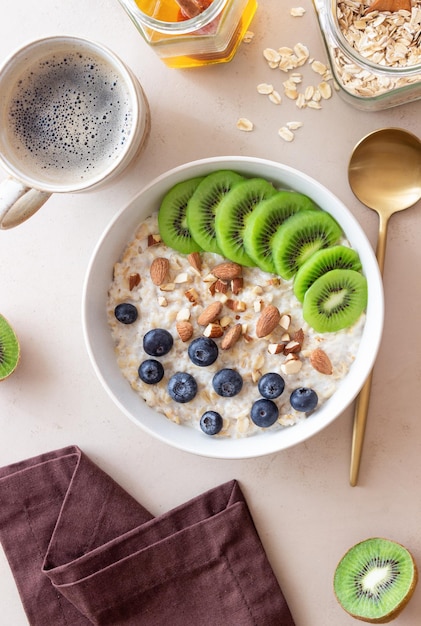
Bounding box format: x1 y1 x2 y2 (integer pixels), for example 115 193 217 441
312 0 421 110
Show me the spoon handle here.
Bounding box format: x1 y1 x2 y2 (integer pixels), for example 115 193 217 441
350 213 389 486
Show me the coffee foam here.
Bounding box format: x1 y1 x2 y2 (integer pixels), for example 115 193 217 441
6 49 134 187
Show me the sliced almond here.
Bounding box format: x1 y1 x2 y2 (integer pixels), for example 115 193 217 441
185 288 200 305
284 340 301 355
256 304 281 338
147 233 161 247
211 261 242 281
187 251 202 273
226 299 247 313
176 321 194 342
309 348 333 375
214 279 229 294
128 273 140 290
221 323 242 350
197 301 223 326
150 257 170 285
281 356 303 375
203 322 224 338
293 328 305 346
268 342 285 355
280 314 291 330
231 277 244 295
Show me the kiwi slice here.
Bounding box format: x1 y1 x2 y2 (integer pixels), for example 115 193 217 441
272 209 342 280
0 315 20 381
293 245 363 302
215 178 278 267
334 537 418 623
186 170 245 255
243 191 318 274
302 268 367 332
158 177 204 254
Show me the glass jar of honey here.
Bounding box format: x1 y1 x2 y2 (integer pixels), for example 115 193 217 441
312 0 421 110
118 0 258 69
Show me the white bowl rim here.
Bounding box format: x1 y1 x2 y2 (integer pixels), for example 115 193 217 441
82 155 384 459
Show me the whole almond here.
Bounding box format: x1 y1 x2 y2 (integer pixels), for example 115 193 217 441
256 305 281 338
309 348 332 375
197 301 223 326
221 323 242 350
176 321 194 342
211 261 242 281
150 257 170 285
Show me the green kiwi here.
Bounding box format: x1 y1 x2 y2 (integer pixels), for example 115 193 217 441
0 315 20 381
215 178 278 266
243 190 318 274
334 537 418 623
302 268 367 332
293 245 363 302
158 177 204 254
186 170 245 255
272 209 343 280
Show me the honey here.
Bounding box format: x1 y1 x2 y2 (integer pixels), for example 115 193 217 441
118 0 258 68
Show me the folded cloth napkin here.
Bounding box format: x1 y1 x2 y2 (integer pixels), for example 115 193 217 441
0 445 295 626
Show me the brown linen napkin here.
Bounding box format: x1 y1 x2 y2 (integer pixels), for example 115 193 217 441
0 445 295 626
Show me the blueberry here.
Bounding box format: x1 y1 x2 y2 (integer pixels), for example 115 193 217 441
114 303 138 324
168 372 197 403
250 399 279 427
138 359 164 384
258 372 285 400
188 337 218 367
143 328 173 357
212 368 243 397
290 387 318 412
200 411 223 436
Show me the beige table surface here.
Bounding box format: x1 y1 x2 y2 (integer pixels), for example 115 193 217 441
1 1 421 624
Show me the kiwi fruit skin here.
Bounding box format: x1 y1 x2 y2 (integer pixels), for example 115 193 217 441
302 268 367 333
186 170 245 255
158 177 204 254
333 537 418 623
293 245 363 302
243 190 318 274
272 209 343 280
215 177 278 267
0 314 20 381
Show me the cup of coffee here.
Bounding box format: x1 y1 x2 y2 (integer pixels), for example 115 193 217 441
0 36 150 229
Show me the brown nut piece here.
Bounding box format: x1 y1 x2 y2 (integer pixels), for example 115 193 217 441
197 301 223 326
256 304 281 338
211 261 242 281
221 323 242 350
176 321 194 342
150 257 170 285
309 348 332 375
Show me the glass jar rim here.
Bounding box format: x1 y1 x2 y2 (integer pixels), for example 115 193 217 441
119 0 229 34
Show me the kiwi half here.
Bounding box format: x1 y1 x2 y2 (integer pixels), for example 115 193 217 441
0 315 20 381
272 209 343 280
293 245 363 302
334 537 418 623
186 170 245 255
215 178 278 267
158 176 204 254
243 190 318 274
303 268 367 332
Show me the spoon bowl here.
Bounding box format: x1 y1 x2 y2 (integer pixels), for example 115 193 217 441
348 127 421 486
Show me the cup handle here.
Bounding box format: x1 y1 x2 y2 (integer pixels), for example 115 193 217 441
0 177 51 229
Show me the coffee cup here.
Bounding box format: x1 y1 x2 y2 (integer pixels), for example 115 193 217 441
0 36 150 229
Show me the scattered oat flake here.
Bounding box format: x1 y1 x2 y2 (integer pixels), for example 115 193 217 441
269 90 282 104
278 126 295 142
318 81 332 99
257 83 274 94
290 6 306 16
311 60 328 75
236 117 254 131
263 48 281 64
307 100 322 109
243 30 254 43
286 121 303 130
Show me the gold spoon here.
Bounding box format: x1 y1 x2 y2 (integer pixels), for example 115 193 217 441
348 127 421 487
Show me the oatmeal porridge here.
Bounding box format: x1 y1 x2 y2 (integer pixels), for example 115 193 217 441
107 212 365 438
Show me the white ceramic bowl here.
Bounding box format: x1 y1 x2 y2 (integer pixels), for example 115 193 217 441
82 156 384 459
